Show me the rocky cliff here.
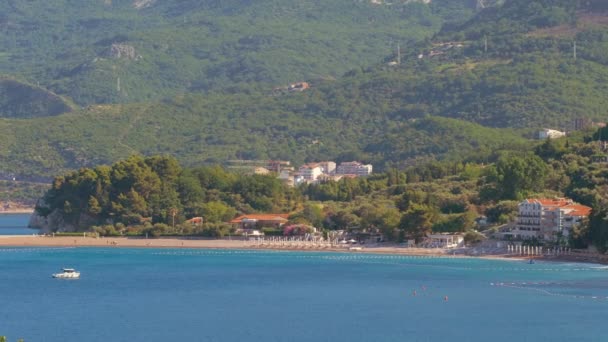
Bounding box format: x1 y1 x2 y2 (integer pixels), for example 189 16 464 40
28 209 100 233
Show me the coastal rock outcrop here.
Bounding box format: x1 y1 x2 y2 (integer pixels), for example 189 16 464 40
28 210 100 233
28 198 96 233
28 210 74 233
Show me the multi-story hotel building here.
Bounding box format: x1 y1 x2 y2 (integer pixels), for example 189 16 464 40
512 198 591 242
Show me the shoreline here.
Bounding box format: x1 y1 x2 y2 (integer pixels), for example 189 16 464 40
0 210 34 214
0 235 603 264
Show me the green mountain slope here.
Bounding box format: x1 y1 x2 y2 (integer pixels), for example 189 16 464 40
0 92 528 179
380 0 608 128
3 0 608 180
0 78 74 118
0 0 478 106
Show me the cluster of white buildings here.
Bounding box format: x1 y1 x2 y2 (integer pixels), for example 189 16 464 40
507 198 591 242
225 159 372 186
293 161 373 185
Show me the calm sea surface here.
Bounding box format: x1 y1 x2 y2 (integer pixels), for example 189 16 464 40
0 213 37 235
0 218 607 342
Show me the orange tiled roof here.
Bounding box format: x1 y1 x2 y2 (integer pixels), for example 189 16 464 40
230 214 290 223
563 205 592 217
299 163 320 169
186 217 203 224
526 198 592 217
526 198 571 207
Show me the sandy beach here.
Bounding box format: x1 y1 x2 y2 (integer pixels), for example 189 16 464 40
0 235 605 264
0 209 34 214
0 235 522 260
0 235 436 253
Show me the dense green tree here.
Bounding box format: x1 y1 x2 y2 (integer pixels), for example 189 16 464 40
299 204 325 228
199 201 237 224
323 210 360 230
396 189 428 212
87 196 102 216
589 208 608 253
490 154 548 200
399 203 436 242
357 203 401 231
485 201 519 224
177 171 205 215
569 217 590 249
535 138 567 161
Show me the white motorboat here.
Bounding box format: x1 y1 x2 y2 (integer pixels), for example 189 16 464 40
52 268 80 279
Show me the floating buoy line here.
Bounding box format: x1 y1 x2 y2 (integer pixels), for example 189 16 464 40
490 281 608 301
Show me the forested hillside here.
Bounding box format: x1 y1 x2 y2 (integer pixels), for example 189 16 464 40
0 0 477 107
2 0 608 181
0 98 529 179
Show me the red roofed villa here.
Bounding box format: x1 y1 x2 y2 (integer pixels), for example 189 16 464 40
229 214 290 234
185 217 204 225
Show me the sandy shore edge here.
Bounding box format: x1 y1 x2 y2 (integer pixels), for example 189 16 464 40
0 235 591 264
0 209 34 214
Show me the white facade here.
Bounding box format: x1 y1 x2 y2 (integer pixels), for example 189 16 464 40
426 234 465 248
511 198 591 242
336 161 373 176
296 161 337 182
297 164 323 181
538 129 566 140
318 161 336 174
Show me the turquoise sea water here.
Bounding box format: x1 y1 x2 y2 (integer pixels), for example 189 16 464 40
0 215 607 341
0 214 37 235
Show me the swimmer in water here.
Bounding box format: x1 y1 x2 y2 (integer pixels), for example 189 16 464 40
444 296 448 301
413 290 417 296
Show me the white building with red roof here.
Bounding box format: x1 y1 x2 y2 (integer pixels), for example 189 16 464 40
512 198 592 242
229 214 290 233
296 161 337 183
297 163 324 181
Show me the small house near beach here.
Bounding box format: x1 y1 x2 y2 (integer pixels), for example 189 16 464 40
229 214 290 233
424 233 465 248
